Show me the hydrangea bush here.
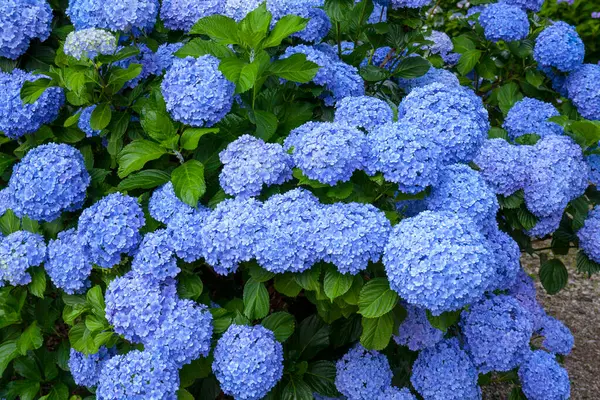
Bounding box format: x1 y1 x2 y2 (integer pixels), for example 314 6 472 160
0 0 598 399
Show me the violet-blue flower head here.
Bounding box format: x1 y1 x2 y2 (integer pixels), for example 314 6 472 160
113 43 157 88
149 181 196 224
335 344 393 400
479 3 529 42
223 0 262 21
540 316 574 356
565 63 600 120
131 229 178 281
527 212 563 239
587 154 600 186
69 346 115 388
518 351 570 400
153 43 184 74
397 67 459 94
334 96 394 132
160 0 224 31
484 226 521 291
503 0 544 12
509 269 547 331
166 206 210 263
388 0 433 9
577 207 600 263
0 0 52 59
379 387 417 400
46 228 92 294
503 97 563 140
534 21 584 73
474 138 528 196
0 230 46 287
77 105 101 137
395 304 443 351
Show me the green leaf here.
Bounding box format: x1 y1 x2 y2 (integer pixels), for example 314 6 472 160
426 309 461 332
254 110 279 141
539 259 568 295
0 340 18 375
0 153 16 175
218 57 247 87
476 56 497 80
360 65 390 82
16 323 43 355
304 361 338 397
117 169 170 191
452 35 476 53
13 357 41 381
323 267 353 300
525 69 544 88
86 286 105 317
517 208 538 231
89 103 112 131
175 39 235 59
180 128 219 151
85 315 106 332
243 278 270 320
69 323 98 355
324 0 354 21
101 45 140 63
263 15 308 48
262 312 296 342
289 315 330 360
508 387 527 400
394 56 430 79
28 267 46 298
177 274 204 300
0 210 21 235
20 78 52 104
341 275 363 306
269 54 319 83
178 389 195 400
576 250 600 277
171 160 207 207
107 111 130 157
295 266 321 291
357 278 399 318
275 273 303 297
457 49 481 76
249 263 276 283
41 382 68 400
140 97 177 147
238 62 260 93
497 82 523 115
281 376 313 400
360 312 394 350
569 120 600 148
108 63 142 92
190 15 239 44
117 140 167 178
65 70 86 96
0 380 40 400
180 357 213 387
238 2 272 49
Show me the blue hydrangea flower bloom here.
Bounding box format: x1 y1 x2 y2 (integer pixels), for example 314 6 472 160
105 272 178 342
380 387 417 400
427 163 499 227
69 346 115 388
395 304 443 351
397 67 459 94
334 96 394 132
78 193 145 268
565 63 600 120
213 324 284 400
484 227 521 291
0 231 46 287
78 105 101 137
284 122 368 185
0 69 65 139
255 189 324 273
113 43 157 88
0 188 12 217
219 135 293 198
460 295 533 373
335 344 393 400
527 211 563 239
503 0 544 12
223 0 262 21
162 55 234 127
411 338 482 400
0 0 52 59
131 229 178 281
474 139 528 196
367 122 442 193
201 198 263 275
523 135 588 218
577 207 600 263
146 299 213 367
96 350 179 400
67 0 158 34
64 28 117 60
363 46 400 71
66 0 107 30
160 0 224 31
587 154 600 186
166 207 210 263
149 182 196 224
153 43 184 74
383 211 495 315
268 0 331 43
503 98 563 140
9 143 90 222
398 83 489 164
540 65 569 97
424 31 458 64
509 269 547 331
534 22 584 73
320 202 391 274
518 351 570 400
388 0 432 9
540 316 574 356
46 228 92 294
479 3 529 42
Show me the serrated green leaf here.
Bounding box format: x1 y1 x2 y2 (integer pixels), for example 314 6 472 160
243 278 270 320
20 78 52 104
16 322 43 355
262 312 295 342
269 54 319 83
28 267 46 298
304 360 339 397
295 265 321 291
117 169 170 191
539 259 568 294
394 56 430 79
457 49 481 76
358 278 399 318
177 274 204 300
360 312 393 350
171 160 206 207
175 39 235 59
89 103 112 131
117 140 167 178
180 128 219 151
263 15 308 48
323 267 354 300
426 309 461 332
190 15 239 44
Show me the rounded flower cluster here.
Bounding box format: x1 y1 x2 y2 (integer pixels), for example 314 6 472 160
149 182 195 224
268 0 331 43
78 193 145 268
425 31 458 64
479 3 529 43
509 270 547 331
113 43 157 88
0 0 52 59
504 0 545 12
131 229 178 281
527 212 563 239
64 28 117 60
153 43 184 74
162 55 235 127
388 0 433 9
0 69 65 139
411 338 481 400
0 231 46 287
474 138 528 196
364 47 399 71
366 122 442 193
335 344 393 399
67 0 158 34
381 387 417 400
577 207 600 263
503 97 563 140
285 122 367 185
213 324 284 400
334 96 394 132
460 295 533 373
160 0 224 31
518 351 571 400
540 316 574 356
96 350 179 400
8 143 90 222
68 346 114 388
223 0 262 21
66 0 106 30
484 227 521 291
219 135 293 198
397 67 459 94
78 105 101 137
166 207 210 263
398 83 489 164
534 21 584 73
565 63 600 120
587 154 600 186
395 304 444 351
46 228 92 294
383 211 495 315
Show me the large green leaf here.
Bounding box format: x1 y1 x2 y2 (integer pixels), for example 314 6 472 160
117 140 167 178
263 15 308 48
177 274 204 301
117 169 171 191
274 273 303 297
262 312 295 342
304 361 339 397
90 103 112 131
360 312 393 350
289 315 330 360
171 160 206 207
180 128 219 151
269 54 319 83
539 259 568 294
357 278 399 318
323 267 354 300
108 63 142 92
243 278 270 320
281 376 313 400
0 340 19 376
20 78 52 104
190 15 239 44
457 49 481 76
394 56 430 79
175 39 235 59
16 322 43 355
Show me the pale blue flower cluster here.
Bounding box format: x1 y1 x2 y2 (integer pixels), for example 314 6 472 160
162 55 235 127
0 69 65 139
46 229 92 294
484 227 521 291
380 387 417 400
8 143 90 222
540 316 574 356
395 304 443 351
387 0 432 9
565 63 600 120
67 0 158 34
503 97 563 140
504 0 545 12
153 43 184 74
518 351 571 400
425 31 458 64
64 28 117 60
166 206 210 262
149 182 195 224
411 338 482 400
335 344 393 399
577 207 600 263
78 105 101 137
212 324 284 400
527 212 563 239
460 295 533 373
219 135 293 198
131 229 179 281
398 83 489 164
397 67 459 93
78 193 145 268
0 231 46 287
0 0 52 59
223 0 262 21
479 3 529 42
160 0 224 31
113 43 157 88
587 154 600 186
334 96 394 132
474 139 527 196
96 350 179 400
509 270 547 331
69 346 114 388
268 0 331 43
383 211 495 315
534 22 584 72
